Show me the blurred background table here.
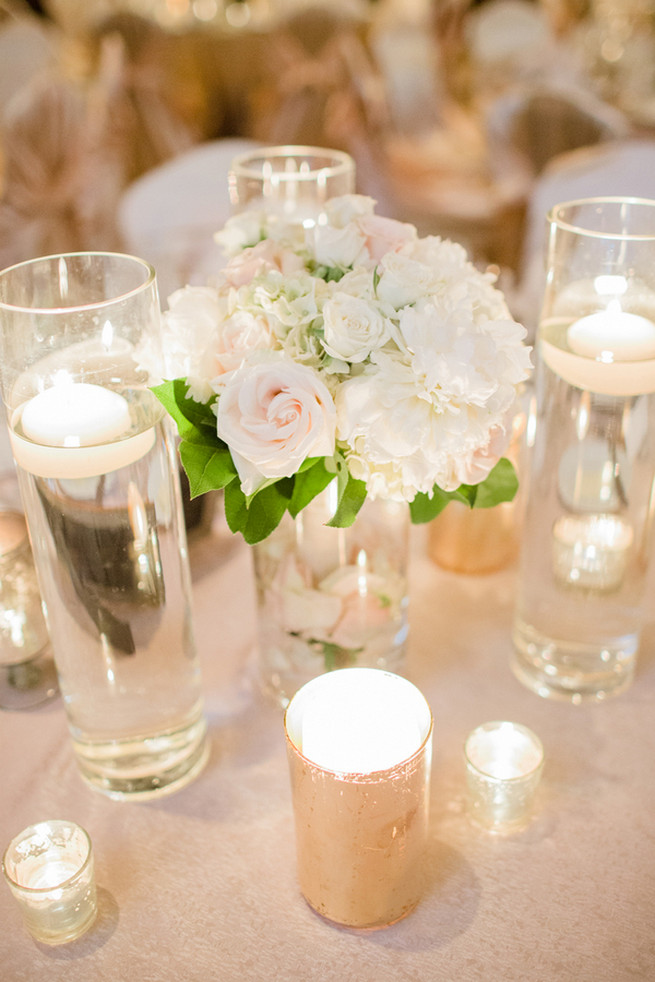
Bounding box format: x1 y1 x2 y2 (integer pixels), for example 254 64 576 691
1 503 654 981
3 0 655 337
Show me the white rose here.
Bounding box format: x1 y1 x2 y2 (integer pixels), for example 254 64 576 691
376 251 441 308
309 224 367 269
209 308 275 383
321 293 392 363
217 352 337 495
214 210 265 257
325 194 376 227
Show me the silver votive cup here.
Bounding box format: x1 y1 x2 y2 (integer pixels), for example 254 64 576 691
2 819 97 944
464 721 544 833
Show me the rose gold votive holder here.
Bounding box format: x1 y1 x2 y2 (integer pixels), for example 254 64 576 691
284 668 433 929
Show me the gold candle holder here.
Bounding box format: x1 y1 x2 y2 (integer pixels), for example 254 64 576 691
284 668 433 929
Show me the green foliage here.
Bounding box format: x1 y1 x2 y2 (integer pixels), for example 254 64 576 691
409 458 518 524
153 380 519 544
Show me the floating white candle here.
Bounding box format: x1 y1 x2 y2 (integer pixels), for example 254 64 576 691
10 385 157 480
21 382 131 448
552 514 633 591
567 308 655 362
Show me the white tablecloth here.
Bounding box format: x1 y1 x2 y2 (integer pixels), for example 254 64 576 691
1 515 654 981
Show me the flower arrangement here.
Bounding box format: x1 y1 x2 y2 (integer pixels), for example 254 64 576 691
153 195 532 544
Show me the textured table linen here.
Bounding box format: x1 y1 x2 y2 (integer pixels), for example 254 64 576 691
1 520 654 982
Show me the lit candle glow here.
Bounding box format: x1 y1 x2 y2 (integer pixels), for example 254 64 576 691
300 669 424 773
464 721 544 832
2 820 97 945
285 668 433 928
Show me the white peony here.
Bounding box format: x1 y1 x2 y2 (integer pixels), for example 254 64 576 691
309 223 367 269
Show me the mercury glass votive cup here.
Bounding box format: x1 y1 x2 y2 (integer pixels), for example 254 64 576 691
228 145 355 223
284 668 433 929
464 721 544 833
2 820 97 944
0 508 57 709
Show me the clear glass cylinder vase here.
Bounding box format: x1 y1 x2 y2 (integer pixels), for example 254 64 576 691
228 145 355 225
0 252 208 797
253 483 409 707
512 197 655 702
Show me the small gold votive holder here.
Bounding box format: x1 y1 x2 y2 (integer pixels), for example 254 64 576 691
464 721 544 833
284 668 433 929
2 819 97 945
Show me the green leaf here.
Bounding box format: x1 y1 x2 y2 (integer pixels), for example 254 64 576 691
152 380 217 443
289 459 335 518
224 478 293 545
326 471 367 528
179 440 237 497
409 485 471 524
409 457 519 524
463 457 519 509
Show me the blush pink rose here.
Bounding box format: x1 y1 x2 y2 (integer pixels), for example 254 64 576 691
217 354 337 495
356 214 417 264
210 309 274 379
453 425 510 486
222 240 305 288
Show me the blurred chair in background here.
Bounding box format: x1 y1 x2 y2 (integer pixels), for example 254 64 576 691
117 137 261 302
513 138 655 336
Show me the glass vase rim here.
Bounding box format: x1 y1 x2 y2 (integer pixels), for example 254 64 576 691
0 251 156 316
2 819 93 894
547 196 655 241
230 144 354 181
463 720 544 783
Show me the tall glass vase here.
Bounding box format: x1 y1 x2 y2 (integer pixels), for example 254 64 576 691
512 197 655 702
253 483 409 707
0 252 208 797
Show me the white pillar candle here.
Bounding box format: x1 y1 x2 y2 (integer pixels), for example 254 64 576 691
464 721 544 832
20 382 131 448
567 309 655 362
